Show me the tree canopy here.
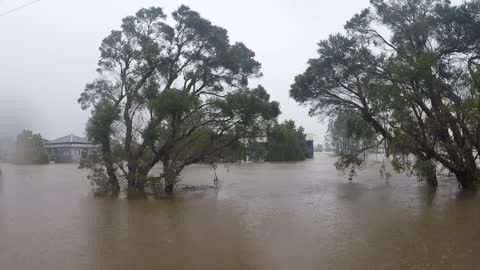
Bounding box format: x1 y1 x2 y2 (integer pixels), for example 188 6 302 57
79 5 280 196
291 0 480 188
266 120 306 162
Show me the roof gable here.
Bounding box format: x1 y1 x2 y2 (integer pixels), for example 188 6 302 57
44 134 91 145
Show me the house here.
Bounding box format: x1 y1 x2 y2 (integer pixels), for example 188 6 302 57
44 134 98 163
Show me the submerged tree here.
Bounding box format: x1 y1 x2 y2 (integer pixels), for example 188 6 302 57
291 0 480 189
266 120 306 162
14 130 49 165
79 6 280 196
326 110 379 176
80 100 122 193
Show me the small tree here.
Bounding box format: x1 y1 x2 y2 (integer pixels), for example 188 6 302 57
266 120 306 162
80 100 122 193
14 130 49 164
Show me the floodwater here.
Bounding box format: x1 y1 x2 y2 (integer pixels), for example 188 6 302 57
1 153 480 269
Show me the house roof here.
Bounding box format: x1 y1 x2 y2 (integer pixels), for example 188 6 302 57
44 134 92 145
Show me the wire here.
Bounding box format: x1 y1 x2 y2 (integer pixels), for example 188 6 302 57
0 0 41 17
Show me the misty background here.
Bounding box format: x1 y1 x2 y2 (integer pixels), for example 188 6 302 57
0 0 379 142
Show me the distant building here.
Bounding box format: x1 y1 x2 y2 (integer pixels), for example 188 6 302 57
304 140 314 159
44 134 98 163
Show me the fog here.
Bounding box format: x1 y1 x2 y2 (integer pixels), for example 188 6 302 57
0 0 432 141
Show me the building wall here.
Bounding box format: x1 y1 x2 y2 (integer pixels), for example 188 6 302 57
47 147 96 163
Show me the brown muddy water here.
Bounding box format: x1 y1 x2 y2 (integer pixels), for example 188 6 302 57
1 153 480 269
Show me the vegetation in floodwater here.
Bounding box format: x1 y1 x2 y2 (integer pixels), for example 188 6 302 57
266 120 307 162
290 0 480 189
78 5 280 196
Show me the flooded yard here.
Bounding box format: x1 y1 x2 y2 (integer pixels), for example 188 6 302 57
1 153 479 269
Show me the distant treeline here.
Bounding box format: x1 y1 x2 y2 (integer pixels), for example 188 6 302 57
0 130 49 164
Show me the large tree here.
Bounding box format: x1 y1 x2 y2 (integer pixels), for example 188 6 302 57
79 6 279 196
291 0 480 189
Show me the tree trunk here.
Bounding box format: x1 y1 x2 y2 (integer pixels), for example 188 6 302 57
163 160 176 193
164 182 175 193
125 167 148 198
105 160 120 194
125 174 147 198
426 173 438 188
126 164 137 191
425 159 438 188
417 157 438 188
127 168 147 199
454 169 478 190
101 143 120 195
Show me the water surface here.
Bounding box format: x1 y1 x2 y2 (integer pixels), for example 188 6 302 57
0 153 479 269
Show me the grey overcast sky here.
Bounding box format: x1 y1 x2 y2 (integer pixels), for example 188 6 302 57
0 0 407 141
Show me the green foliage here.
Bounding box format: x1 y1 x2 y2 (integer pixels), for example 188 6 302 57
327 111 377 155
78 5 280 195
79 150 112 196
86 99 121 146
244 140 268 161
14 130 49 164
151 89 193 117
266 120 306 162
290 0 480 188
220 86 280 124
